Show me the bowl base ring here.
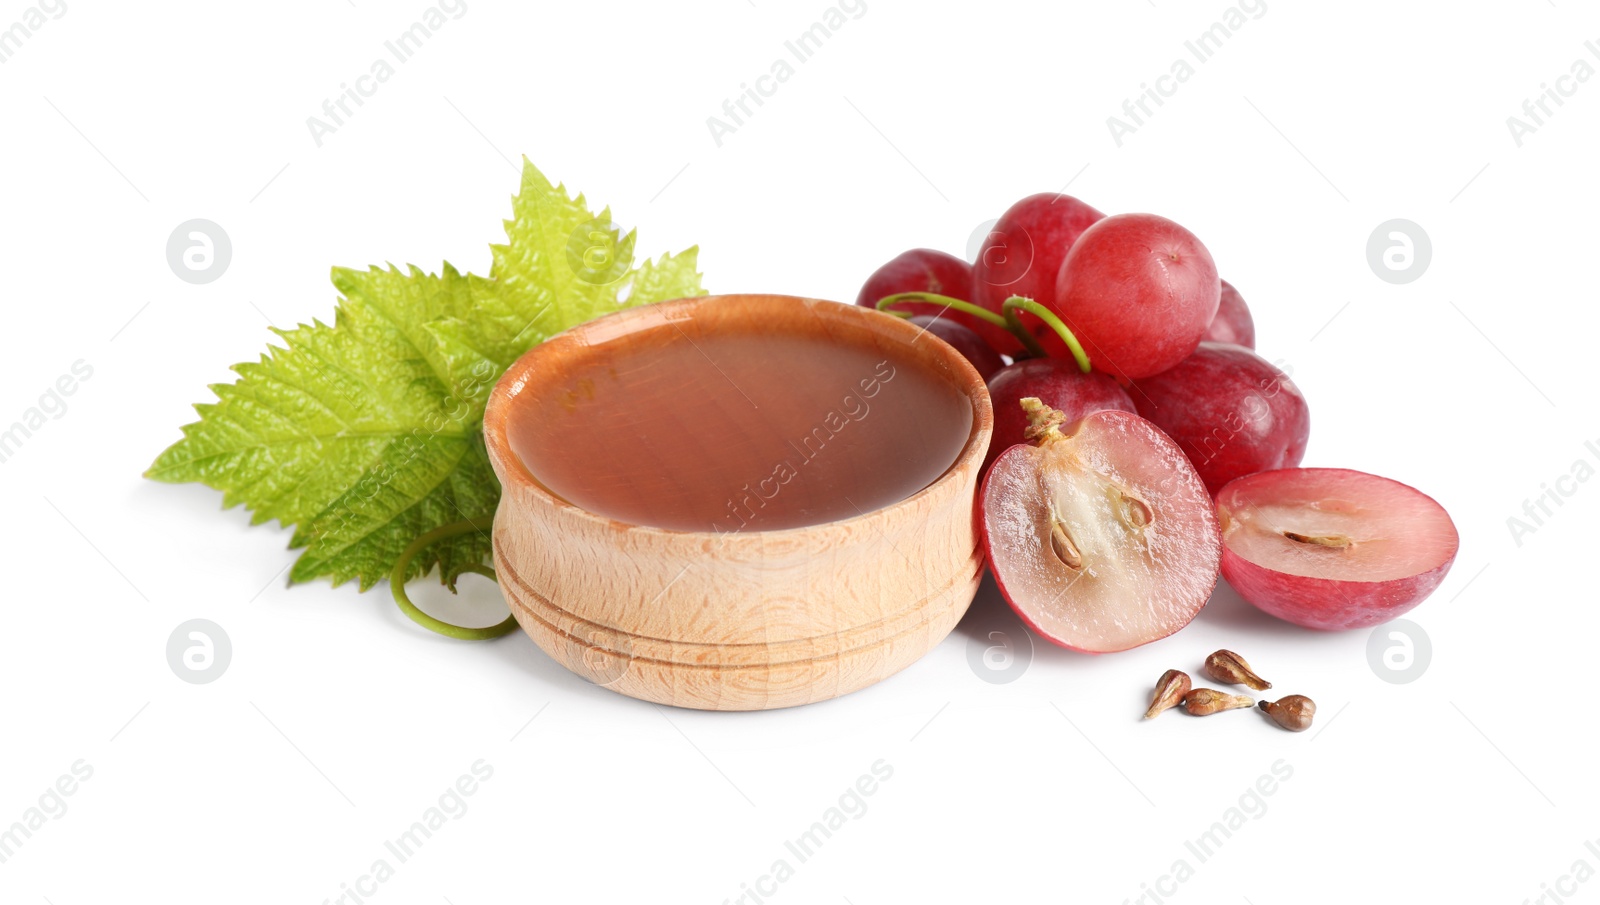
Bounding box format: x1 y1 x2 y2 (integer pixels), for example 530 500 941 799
494 544 985 711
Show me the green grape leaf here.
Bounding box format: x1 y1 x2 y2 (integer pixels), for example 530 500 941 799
146 160 704 590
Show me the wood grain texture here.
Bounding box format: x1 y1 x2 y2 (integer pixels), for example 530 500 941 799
483 294 993 711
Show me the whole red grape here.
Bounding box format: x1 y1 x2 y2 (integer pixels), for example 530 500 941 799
1203 279 1256 348
1051 213 1220 379
1130 342 1309 494
855 249 982 334
972 193 1104 355
908 315 1003 381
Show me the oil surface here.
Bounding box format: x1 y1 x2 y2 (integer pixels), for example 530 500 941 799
507 318 972 532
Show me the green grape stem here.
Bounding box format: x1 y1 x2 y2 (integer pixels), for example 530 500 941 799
999 297 1091 374
874 292 1091 373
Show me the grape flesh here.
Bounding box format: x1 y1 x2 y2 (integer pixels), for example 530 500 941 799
1217 468 1457 630
982 408 1221 653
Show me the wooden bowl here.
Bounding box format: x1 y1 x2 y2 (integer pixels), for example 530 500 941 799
483 294 992 710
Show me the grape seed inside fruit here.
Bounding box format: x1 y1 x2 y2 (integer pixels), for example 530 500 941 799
1217 468 1458 630
982 404 1220 653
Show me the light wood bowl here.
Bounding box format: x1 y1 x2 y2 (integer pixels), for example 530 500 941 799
483 294 992 710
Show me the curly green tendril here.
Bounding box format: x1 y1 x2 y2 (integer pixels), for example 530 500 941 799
390 516 518 640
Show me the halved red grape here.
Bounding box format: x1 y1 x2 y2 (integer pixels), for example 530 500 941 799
1050 213 1220 379
1131 342 1309 494
908 315 1003 381
1203 280 1256 348
981 402 1221 653
971 193 1104 355
1217 468 1458 630
855 249 982 334
984 358 1136 473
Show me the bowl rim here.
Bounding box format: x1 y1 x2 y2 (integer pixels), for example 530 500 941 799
482 293 993 542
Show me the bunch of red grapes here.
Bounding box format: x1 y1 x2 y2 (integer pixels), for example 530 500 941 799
858 194 1458 652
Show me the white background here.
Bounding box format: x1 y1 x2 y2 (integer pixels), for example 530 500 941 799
2 1 1595 903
